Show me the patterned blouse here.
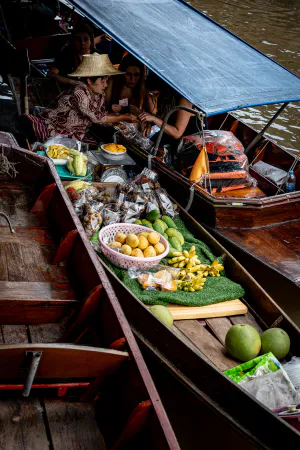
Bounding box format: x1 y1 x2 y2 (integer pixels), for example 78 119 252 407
40 83 107 141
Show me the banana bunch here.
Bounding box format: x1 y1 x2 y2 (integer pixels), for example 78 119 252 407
168 245 199 270
48 145 69 159
196 259 224 277
177 272 206 292
168 246 224 293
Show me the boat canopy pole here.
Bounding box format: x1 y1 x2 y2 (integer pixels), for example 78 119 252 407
245 102 289 155
148 106 205 170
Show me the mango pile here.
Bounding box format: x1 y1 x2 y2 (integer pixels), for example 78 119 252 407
135 215 185 257
108 231 166 258
167 245 224 293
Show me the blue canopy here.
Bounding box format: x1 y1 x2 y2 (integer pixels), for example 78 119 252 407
67 0 300 116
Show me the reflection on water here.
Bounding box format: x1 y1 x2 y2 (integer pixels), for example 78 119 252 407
190 0 300 152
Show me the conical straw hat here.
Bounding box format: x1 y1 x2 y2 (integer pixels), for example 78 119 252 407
68 53 125 77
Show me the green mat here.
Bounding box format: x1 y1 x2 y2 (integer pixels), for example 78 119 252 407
97 217 245 306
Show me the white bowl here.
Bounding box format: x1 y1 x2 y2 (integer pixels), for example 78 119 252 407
46 148 68 166
100 144 127 159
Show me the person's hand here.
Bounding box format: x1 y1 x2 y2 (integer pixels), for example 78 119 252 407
123 113 139 123
112 104 122 113
139 112 156 123
129 105 141 116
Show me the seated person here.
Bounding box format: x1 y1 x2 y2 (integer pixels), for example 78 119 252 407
47 22 99 87
16 54 138 145
105 54 146 116
139 73 199 148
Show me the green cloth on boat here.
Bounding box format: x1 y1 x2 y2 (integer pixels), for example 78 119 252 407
96 217 245 306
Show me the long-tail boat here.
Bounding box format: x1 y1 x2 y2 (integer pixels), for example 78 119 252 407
62 0 300 315
0 134 179 450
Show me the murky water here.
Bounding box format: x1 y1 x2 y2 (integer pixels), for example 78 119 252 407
190 0 300 153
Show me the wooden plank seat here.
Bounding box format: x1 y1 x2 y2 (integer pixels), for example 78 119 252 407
0 344 128 380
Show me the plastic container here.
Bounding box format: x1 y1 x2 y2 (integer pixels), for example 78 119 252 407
98 224 169 270
286 170 296 193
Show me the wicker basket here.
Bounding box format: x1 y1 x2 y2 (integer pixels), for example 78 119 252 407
98 223 169 270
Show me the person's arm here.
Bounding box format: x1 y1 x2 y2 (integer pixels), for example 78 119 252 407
139 97 193 139
47 66 78 86
73 86 138 124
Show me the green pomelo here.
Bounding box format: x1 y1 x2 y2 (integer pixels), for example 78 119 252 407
225 324 261 362
149 305 173 328
261 328 290 360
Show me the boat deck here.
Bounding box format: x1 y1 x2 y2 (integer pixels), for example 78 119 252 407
0 325 106 450
172 310 261 372
0 181 106 449
0 180 79 324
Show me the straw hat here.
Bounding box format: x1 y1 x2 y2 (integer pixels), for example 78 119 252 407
68 53 125 78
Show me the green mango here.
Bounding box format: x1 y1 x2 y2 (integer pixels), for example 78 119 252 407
169 236 182 252
163 232 168 240
141 219 153 229
146 209 160 222
153 222 163 235
154 219 168 232
165 228 184 246
135 220 142 225
161 215 177 229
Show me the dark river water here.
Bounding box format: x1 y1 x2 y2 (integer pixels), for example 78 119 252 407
190 0 300 153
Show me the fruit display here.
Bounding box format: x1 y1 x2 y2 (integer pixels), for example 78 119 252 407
108 231 166 258
225 324 291 363
47 144 70 159
225 324 261 362
67 149 88 177
149 305 174 328
260 328 290 360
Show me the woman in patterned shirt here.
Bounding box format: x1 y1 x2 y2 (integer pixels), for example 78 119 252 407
17 54 138 145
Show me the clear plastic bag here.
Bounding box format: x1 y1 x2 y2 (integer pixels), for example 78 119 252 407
121 200 145 223
128 265 180 291
116 122 154 152
284 357 300 390
155 188 176 218
43 134 81 152
82 201 103 238
179 131 258 194
242 369 300 410
102 208 121 227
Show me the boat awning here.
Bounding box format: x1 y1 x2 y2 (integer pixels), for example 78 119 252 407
67 0 300 116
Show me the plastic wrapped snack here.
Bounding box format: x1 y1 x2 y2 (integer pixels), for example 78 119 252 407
128 265 180 291
121 201 145 223
82 202 103 238
116 122 154 152
155 188 176 218
102 208 121 227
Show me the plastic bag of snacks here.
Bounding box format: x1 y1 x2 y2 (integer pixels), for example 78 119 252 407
82 201 103 238
121 201 146 223
102 208 121 227
128 265 180 292
155 188 176 218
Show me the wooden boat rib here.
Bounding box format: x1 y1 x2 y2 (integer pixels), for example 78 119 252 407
0 140 179 450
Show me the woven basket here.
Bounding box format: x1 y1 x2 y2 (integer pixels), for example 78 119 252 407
98 223 169 270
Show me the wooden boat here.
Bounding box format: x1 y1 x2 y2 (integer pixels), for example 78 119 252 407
0 136 179 450
66 0 300 317
98 193 300 448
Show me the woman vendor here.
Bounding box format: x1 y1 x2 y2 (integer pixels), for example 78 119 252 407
16 54 138 145
139 73 200 149
105 54 146 115
47 23 99 87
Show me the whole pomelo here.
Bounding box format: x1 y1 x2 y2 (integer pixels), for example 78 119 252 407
261 328 290 360
225 324 261 362
149 305 173 328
